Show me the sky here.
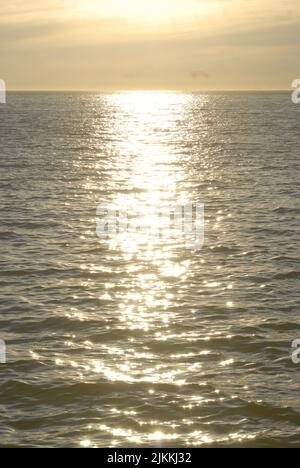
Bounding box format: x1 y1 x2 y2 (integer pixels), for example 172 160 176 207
0 0 299 90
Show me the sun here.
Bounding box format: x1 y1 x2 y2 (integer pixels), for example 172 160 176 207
78 0 210 25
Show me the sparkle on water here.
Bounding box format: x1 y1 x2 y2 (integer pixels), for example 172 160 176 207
2 91 300 448
67 92 236 446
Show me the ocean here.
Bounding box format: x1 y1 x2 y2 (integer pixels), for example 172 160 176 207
0 91 300 448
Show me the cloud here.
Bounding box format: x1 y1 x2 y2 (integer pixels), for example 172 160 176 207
1 0 300 90
191 70 210 79
0 21 66 47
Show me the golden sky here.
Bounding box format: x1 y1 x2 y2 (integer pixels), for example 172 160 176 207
1 0 299 90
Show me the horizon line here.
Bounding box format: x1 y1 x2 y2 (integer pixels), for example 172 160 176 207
6 89 292 93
